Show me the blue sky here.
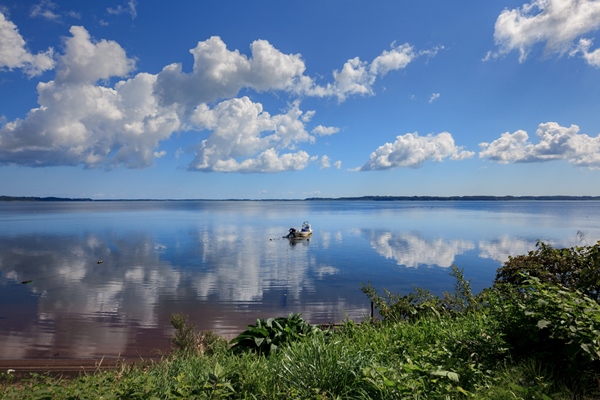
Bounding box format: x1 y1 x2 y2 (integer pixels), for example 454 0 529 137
1 0 600 199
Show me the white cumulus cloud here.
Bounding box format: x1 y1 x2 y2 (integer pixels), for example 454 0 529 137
0 27 180 169
188 98 315 172
0 12 55 76
0 24 432 173
360 132 474 170
57 26 136 84
154 36 307 113
491 0 600 64
479 122 600 169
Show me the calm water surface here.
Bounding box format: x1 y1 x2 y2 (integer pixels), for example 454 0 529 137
1 200 599 359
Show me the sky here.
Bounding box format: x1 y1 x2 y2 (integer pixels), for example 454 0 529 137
1 0 600 199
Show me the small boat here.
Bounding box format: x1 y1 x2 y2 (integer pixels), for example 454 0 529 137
285 221 312 238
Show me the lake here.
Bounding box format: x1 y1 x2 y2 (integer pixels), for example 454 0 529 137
1 200 599 359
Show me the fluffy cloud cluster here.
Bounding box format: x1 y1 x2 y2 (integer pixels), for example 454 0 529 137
0 12 54 76
56 26 135 84
479 122 600 169
154 36 308 112
490 0 600 65
0 25 179 168
4 14 438 172
360 132 475 170
154 37 422 110
188 98 316 172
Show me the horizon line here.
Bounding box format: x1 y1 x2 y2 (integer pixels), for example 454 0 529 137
3 195 600 202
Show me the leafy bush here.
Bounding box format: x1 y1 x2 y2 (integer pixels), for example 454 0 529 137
170 313 228 356
361 282 443 322
486 276 600 364
229 313 323 356
482 277 600 398
495 241 600 301
170 313 199 355
361 265 477 323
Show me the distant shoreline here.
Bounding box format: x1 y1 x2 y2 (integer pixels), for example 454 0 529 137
2 195 600 202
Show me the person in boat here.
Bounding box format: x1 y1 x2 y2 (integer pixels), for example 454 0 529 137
286 227 297 238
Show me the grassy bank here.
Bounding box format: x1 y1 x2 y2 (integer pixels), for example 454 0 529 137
3 242 600 399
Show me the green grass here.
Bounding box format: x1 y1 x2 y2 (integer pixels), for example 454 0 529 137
4 313 587 399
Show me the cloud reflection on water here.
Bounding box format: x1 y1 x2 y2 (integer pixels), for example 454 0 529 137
0 226 361 358
2 200 597 359
366 230 475 268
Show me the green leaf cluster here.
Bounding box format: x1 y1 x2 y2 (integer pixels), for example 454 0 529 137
486 276 600 364
170 313 228 356
495 241 600 301
229 313 323 356
361 265 477 323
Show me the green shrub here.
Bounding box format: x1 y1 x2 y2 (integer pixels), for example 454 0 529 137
361 282 443 323
486 276 600 364
362 265 477 323
495 241 600 301
170 313 228 356
170 313 199 355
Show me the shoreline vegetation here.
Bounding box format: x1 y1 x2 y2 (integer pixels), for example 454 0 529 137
3 242 600 398
2 194 600 202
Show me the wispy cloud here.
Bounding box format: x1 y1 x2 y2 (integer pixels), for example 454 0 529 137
428 93 440 103
30 0 60 22
107 0 137 19
312 125 340 136
318 155 331 169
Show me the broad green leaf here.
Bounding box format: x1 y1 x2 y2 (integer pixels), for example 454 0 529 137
537 319 551 329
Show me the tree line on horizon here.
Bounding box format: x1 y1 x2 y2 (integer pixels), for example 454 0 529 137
2 195 600 202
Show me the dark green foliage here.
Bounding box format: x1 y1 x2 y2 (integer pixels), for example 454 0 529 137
445 265 478 313
486 277 600 364
361 265 477 323
361 282 443 322
170 313 198 354
199 330 229 356
229 313 322 356
170 313 228 356
495 241 600 301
